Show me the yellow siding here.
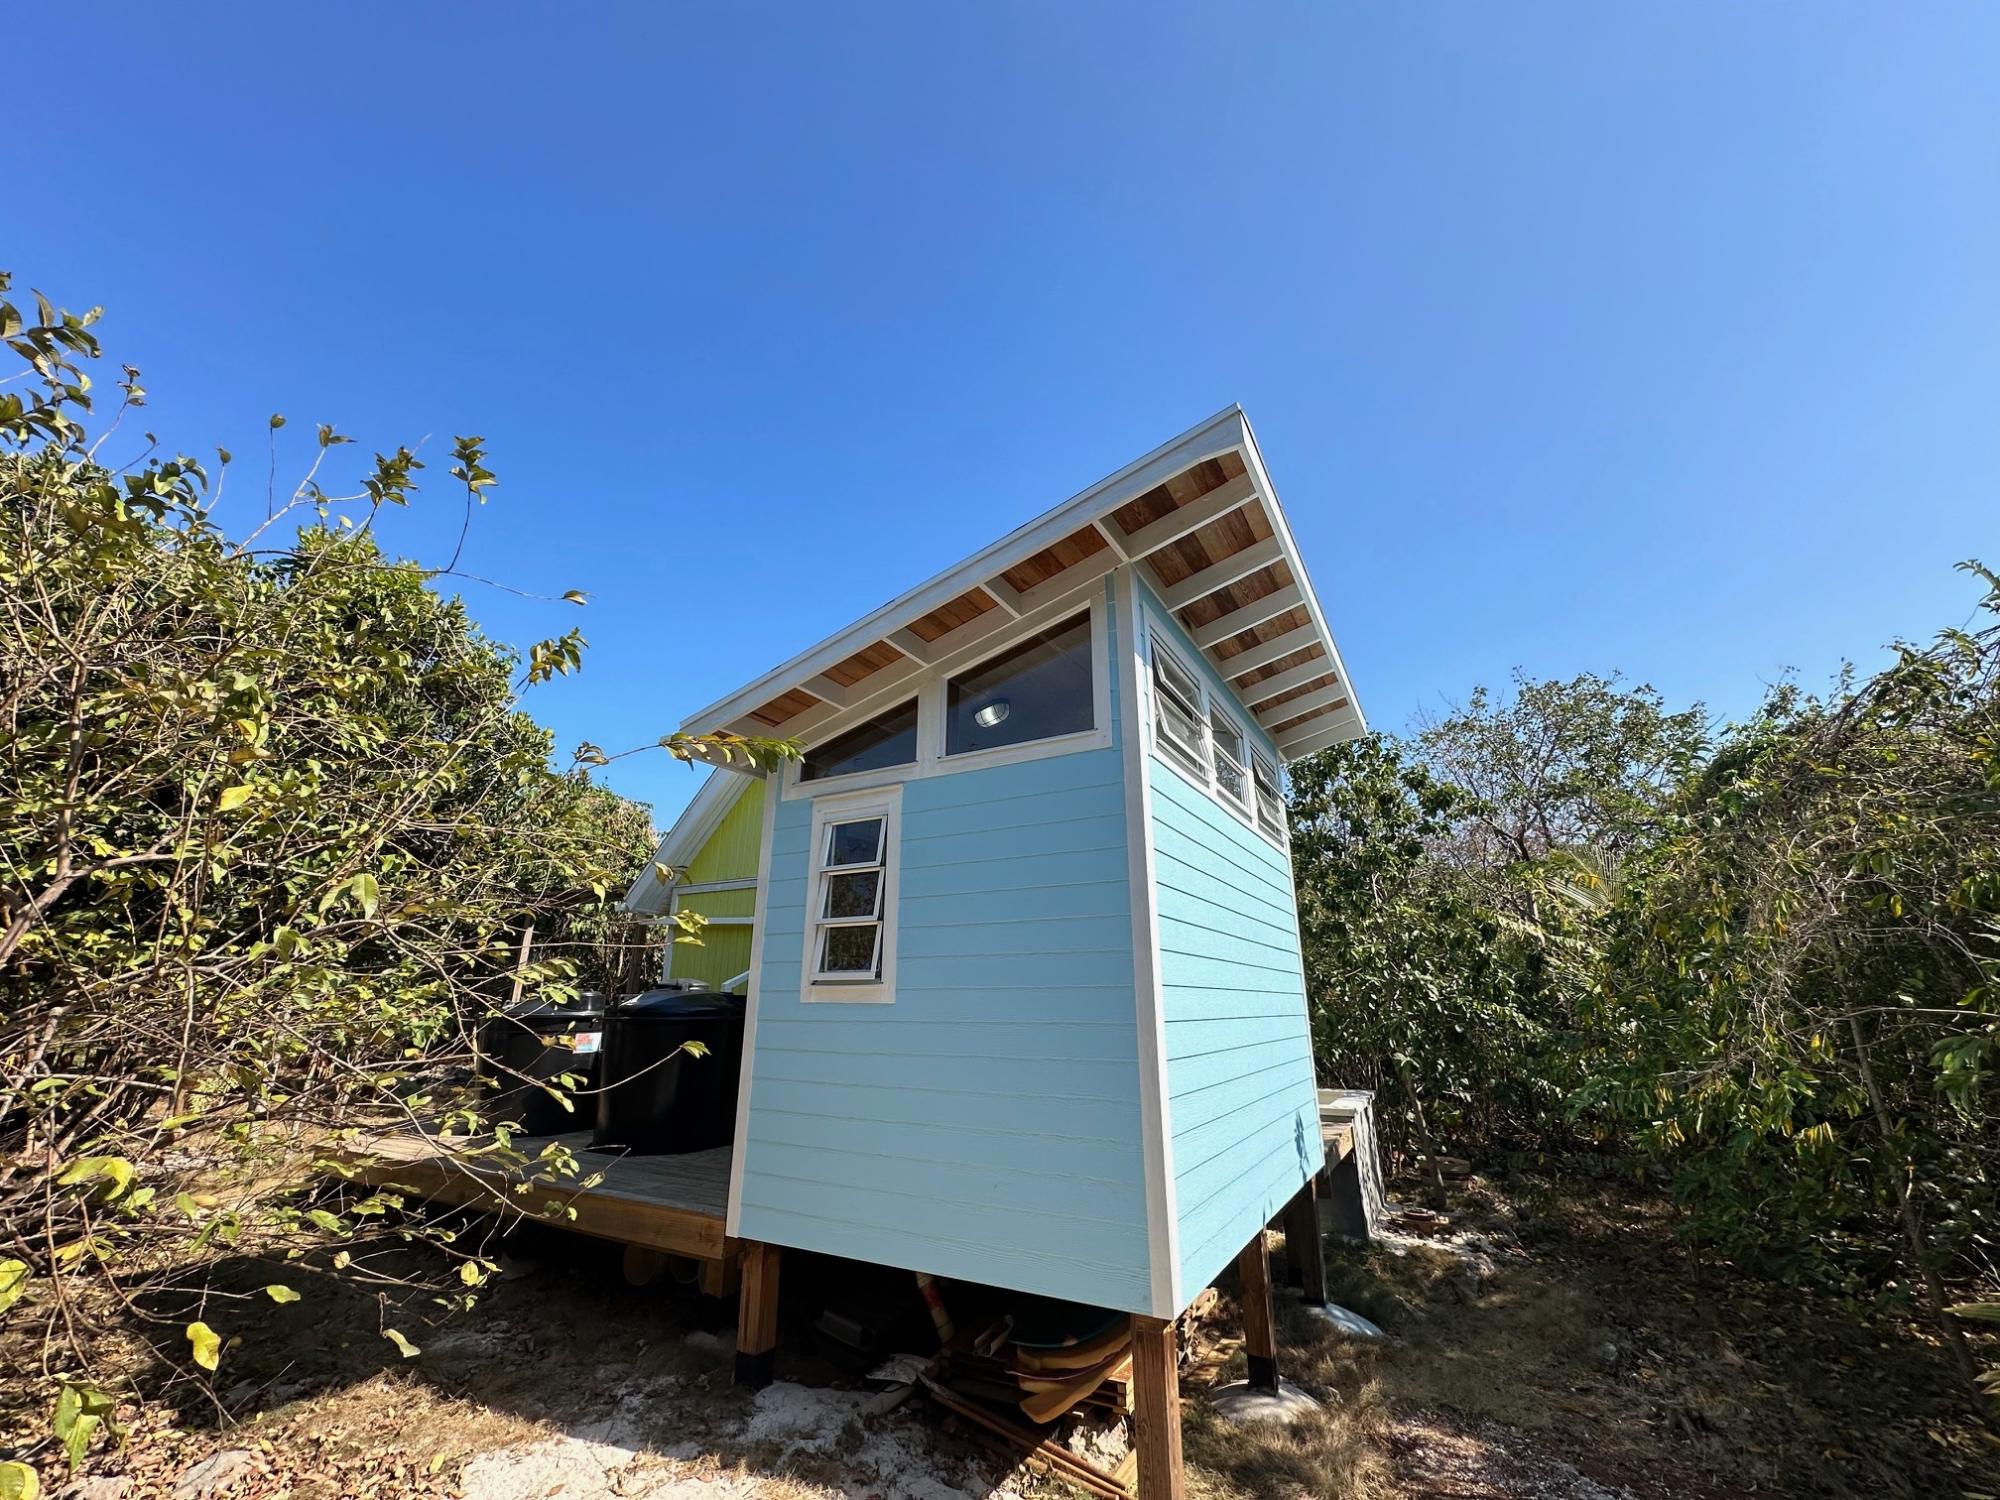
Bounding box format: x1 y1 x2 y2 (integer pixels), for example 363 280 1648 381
668 926 754 988
685 778 765 885
667 776 763 990
682 887 755 920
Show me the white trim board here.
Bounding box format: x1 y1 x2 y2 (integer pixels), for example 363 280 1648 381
724 768 782 1238
1116 566 1183 1318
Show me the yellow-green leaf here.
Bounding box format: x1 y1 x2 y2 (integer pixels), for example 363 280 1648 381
262 1284 301 1304
186 1320 221 1371
383 1327 420 1359
55 1156 134 1201
0 1458 40 1500
0 1259 29 1316
217 784 255 812
458 1260 486 1287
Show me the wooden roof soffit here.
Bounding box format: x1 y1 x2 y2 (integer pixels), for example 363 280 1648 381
684 407 1365 758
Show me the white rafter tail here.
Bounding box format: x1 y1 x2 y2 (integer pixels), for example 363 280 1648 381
1191 583 1306 652
981 577 1027 616
887 628 939 665
1280 713 1364 761
1217 622 1320 679
1238 659 1337 709
1157 534 1286 613
1256 682 1348 732
1013 549 1121 617
1119 471 1258 561
920 605 1015 669
801 674 854 710
1088 518 1132 559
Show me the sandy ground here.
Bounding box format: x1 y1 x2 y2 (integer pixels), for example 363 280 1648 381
18 1172 1988 1498
452 1378 1009 1500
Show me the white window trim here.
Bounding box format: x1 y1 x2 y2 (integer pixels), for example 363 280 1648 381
1140 607 1288 851
1148 633 1208 775
1251 747 1289 847
1208 703 1253 817
781 589 1112 800
800 783 901 1004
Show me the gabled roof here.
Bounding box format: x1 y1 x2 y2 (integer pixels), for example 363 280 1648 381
623 768 750 915
681 406 1366 761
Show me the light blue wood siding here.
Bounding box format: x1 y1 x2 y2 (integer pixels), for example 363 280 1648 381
1139 589 1321 1301
736 584 1155 1311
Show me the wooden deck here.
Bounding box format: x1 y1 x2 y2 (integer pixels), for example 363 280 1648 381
349 1130 734 1262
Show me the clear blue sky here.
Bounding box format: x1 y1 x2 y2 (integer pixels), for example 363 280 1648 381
17 4 1996 829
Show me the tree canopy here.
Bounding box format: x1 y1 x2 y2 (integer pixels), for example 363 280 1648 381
0 274 789 1468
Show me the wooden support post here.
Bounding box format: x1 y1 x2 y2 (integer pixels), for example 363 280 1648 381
1236 1228 1278 1393
735 1241 781 1388
1131 1316 1185 1500
1282 1178 1328 1309
699 1252 740 1300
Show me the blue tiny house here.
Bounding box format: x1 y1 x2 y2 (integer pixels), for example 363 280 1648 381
629 406 1364 1325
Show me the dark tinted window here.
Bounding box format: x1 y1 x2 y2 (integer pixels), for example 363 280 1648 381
945 612 1094 756
800 700 919 781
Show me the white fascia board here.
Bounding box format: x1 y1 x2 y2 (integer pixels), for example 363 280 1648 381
621 768 752 914
1234 413 1368 739
678 406 1255 734
1279 712 1367 761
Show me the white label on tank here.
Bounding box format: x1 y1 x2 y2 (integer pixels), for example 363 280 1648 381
571 1030 602 1055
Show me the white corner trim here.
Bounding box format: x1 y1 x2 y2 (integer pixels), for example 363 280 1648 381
723 773 781 1237
1116 567 1183 1318
798 783 903 1005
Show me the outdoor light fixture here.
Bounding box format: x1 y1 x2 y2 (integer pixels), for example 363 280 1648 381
973 699 1011 729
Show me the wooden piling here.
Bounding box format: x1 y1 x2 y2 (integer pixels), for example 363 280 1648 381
735 1240 781 1388
1130 1316 1185 1500
1236 1228 1278 1392
1282 1178 1328 1308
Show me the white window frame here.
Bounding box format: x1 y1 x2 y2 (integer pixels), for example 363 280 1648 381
1251 749 1288 846
796 695 922 787
800 784 901 1004
1208 703 1253 815
1148 634 1208 773
781 588 1112 799
1141 607 1288 850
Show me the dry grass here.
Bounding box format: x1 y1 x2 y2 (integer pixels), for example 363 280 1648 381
1189 1169 1997 1500
1181 1296 1395 1500
10 1175 1992 1499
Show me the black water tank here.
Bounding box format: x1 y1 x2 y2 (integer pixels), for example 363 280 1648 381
479 992 606 1137
593 987 746 1154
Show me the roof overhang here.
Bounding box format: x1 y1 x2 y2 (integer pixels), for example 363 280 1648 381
680 406 1366 761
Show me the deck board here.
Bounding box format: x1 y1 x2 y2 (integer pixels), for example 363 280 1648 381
349 1129 733 1261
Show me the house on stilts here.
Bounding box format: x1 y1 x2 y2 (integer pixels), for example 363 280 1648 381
620 405 1369 1495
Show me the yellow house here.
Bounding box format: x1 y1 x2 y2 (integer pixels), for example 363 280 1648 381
626 773 765 990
